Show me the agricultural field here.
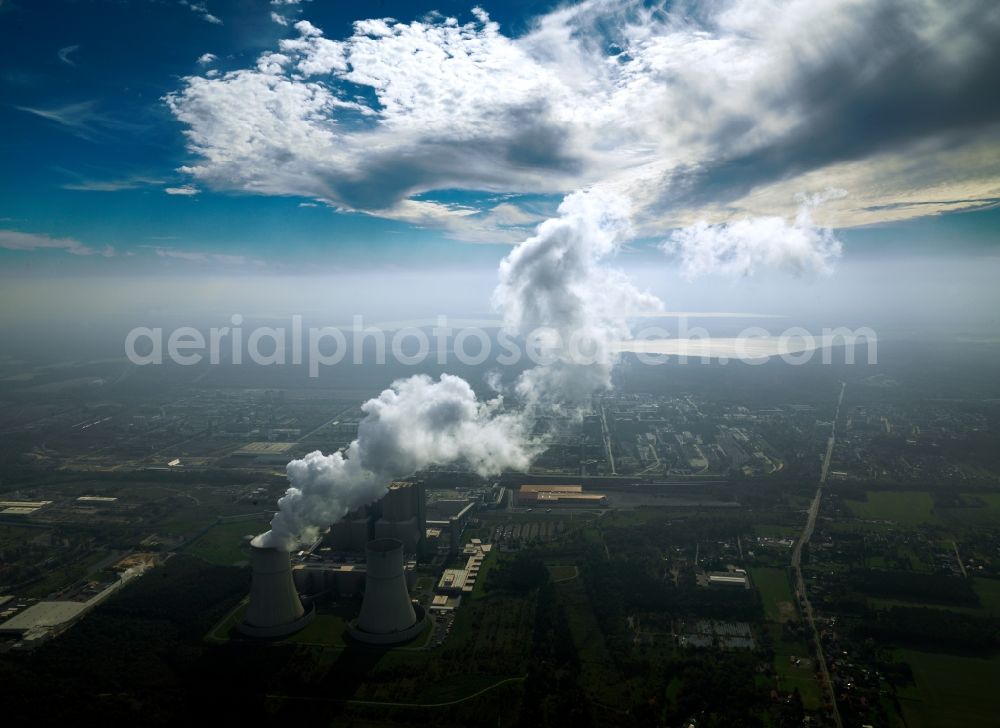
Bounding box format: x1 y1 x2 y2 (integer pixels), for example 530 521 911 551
894 649 1000 728
938 492 1000 528
751 567 796 623
766 624 821 711
752 565 822 713
868 578 1000 618
184 518 268 566
752 523 801 539
546 563 578 582
846 491 938 526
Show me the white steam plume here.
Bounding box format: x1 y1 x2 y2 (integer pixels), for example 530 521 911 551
493 189 663 408
259 189 662 549
664 192 845 279
255 374 536 550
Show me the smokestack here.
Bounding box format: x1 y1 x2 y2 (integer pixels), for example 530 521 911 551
238 545 315 638
347 538 426 645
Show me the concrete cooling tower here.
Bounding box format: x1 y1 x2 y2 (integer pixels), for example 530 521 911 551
347 538 426 645
238 545 315 638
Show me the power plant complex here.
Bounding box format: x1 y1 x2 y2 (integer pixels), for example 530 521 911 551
239 481 430 644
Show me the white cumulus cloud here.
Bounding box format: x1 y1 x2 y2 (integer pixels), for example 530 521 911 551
164 0 1000 240
663 194 844 279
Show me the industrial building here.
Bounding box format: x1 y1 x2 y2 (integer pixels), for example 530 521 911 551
436 539 491 595
706 570 750 588
0 601 89 640
425 497 476 554
516 484 608 507
239 545 315 638
374 480 426 554
231 441 300 466
329 480 426 555
346 538 426 645
291 553 418 596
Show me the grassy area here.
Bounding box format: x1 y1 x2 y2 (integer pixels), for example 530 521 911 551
285 612 348 646
469 547 498 600
184 518 268 566
753 524 800 538
973 577 1000 615
938 493 1000 528
751 567 795 623
546 563 578 582
447 591 534 660
894 649 1000 728
556 575 624 708
0 524 40 548
206 600 248 642
847 491 939 526
867 596 984 616
767 624 821 711
867 578 1000 617
21 550 108 598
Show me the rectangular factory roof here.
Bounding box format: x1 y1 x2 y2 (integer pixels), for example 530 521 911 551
0 601 89 634
233 441 297 455
518 484 583 494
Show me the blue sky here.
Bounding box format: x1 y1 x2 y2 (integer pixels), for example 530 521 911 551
0 0 998 282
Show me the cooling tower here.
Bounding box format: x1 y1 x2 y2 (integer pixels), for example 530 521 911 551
347 538 426 645
238 545 315 638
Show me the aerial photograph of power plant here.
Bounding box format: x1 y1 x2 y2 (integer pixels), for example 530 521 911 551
1 1 999 726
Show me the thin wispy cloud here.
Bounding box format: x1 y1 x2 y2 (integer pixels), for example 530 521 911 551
61 174 164 192
0 229 113 257
16 100 144 142
143 245 260 266
179 0 221 25
57 44 79 66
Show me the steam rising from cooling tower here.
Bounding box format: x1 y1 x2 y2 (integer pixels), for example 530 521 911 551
254 374 536 550
254 188 662 550
494 189 662 408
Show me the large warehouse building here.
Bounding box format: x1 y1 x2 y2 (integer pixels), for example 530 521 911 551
516 484 608 507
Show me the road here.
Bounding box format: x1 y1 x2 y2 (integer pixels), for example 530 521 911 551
791 382 845 728
952 540 968 578
600 402 617 474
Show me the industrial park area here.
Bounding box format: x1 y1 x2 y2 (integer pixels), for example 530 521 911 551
1 346 999 727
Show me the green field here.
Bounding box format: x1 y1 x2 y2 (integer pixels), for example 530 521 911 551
868 578 1000 617
285 612 349 646
753 524 800 538
847 491 938 526
939 493 1000 528
469 548 500 600
184 519 268 566
767 624 821 711
556 576 623 708
973 577 1000 615
21 550 108 598
546 563 579 582
751 567 796 622
895 649 1000 728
